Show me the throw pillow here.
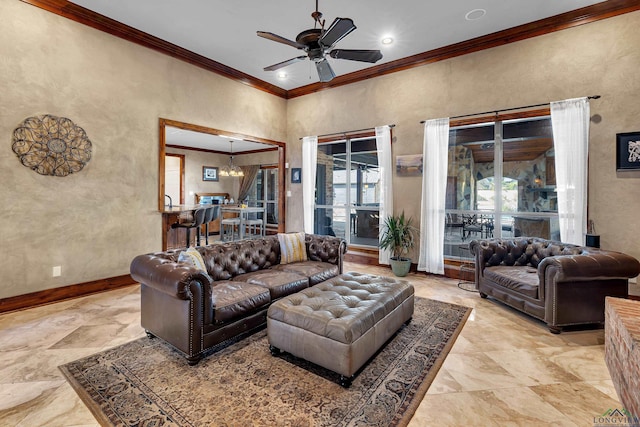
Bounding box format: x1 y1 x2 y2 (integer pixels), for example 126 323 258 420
278 232 308 264
178 247 207 272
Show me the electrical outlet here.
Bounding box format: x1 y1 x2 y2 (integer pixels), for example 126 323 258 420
52 266 61 277
286 191 291 197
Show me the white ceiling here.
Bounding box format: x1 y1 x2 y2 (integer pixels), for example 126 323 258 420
165 126 276 153
70 0 604 91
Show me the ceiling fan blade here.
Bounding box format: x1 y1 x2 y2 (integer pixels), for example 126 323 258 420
329 49 383 63
257 31 306 50
319 17 356 48
315 59 336 82
264 56 307 71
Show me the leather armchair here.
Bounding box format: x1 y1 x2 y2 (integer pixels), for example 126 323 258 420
470 237 640 333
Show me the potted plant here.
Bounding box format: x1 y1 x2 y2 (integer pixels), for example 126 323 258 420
379 211 418 277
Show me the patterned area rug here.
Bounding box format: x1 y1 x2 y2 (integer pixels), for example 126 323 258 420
60 297 470 427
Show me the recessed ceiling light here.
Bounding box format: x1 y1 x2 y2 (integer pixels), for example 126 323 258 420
277 72 288 79
465 9 486 21
381 37 394 45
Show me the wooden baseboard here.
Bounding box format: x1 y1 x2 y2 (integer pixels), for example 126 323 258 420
0 274 137 314
344 246 380 266
3 267 632 315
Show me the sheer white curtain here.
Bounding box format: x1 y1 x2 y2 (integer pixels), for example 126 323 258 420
376 125 393 264
551 97 590 245
418 118 449 274
302 136 318 234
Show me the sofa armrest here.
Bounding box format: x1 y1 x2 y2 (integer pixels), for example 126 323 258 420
130 254 213 300
305 234 348 273
539 250 640 283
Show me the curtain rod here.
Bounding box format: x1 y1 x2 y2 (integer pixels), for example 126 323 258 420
419 96 601 124
298 124 395 140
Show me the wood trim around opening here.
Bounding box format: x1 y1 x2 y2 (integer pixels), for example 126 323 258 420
449 108 551 128
0 274 137 314
20 0 640 99
158 118 286 213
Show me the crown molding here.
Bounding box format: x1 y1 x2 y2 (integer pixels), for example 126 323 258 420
287 0 640 98
19 0 288 98
20 0 640 100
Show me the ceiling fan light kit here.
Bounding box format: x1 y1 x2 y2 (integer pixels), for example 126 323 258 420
257 0 383 82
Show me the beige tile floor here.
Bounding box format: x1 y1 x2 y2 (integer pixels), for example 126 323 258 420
0 262 622 426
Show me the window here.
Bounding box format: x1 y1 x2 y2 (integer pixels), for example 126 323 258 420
445 115 559 259
314 137 381 247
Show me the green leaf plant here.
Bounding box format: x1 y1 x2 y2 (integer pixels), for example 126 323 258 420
379 211 419 260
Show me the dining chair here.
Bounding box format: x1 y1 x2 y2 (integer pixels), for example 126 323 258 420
462 214 483 240
221 217 241 241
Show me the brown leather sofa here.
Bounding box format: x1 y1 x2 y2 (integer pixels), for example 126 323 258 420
469 237 640 333
130 234 346 364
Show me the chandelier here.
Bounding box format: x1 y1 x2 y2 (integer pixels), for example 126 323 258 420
219 140 244 177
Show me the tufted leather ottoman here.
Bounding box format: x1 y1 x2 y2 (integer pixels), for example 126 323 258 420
267 271 414 387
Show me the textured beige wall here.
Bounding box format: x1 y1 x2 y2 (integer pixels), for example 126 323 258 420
286 11 640 266
3 1 639 300
234 151 279 167
165 148 235 203
0 1 286 298
165 147 279 203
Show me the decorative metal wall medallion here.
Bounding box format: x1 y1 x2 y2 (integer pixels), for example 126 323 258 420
12 115 92 177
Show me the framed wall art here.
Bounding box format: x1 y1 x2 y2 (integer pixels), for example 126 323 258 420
616 132 640 171
202 166 219 181
291 168 302 183
396 154 423 177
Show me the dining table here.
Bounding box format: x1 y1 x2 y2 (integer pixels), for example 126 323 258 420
220 205 266 241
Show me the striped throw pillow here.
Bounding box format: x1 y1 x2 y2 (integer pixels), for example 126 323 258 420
278 232 308 264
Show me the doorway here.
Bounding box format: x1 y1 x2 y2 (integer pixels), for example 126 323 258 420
165 153 184 205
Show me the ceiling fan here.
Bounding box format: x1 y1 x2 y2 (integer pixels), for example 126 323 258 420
257 0 383 82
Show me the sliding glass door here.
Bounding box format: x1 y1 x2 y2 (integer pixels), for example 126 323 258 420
314 137 381 247
247 167 279 226
445 116 559 259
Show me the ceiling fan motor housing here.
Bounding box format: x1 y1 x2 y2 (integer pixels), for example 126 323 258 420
296 29 325 60
296 29 321 48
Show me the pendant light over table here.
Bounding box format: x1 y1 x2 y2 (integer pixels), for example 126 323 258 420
219 140 244 177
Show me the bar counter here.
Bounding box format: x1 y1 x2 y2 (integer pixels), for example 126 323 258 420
161 205 194 250
161 204 235 250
